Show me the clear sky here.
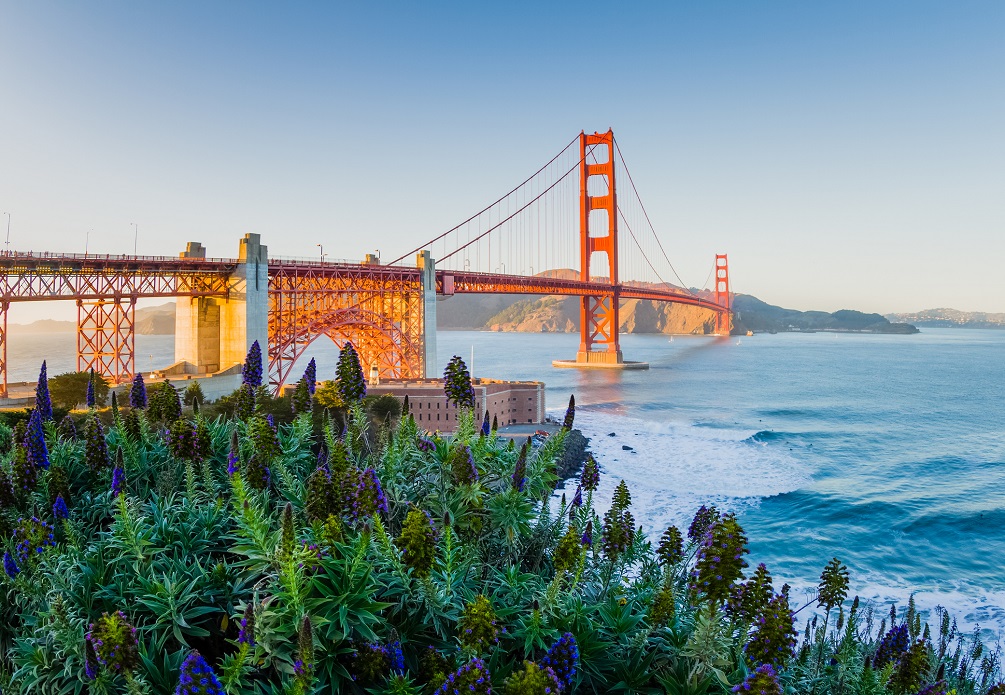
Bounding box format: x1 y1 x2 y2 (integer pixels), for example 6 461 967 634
1 1 1002 318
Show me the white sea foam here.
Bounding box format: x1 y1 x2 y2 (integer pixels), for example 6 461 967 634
553 408 1005 636
559 409 812 535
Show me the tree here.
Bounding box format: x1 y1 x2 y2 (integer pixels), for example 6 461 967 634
48 372 110 410
148 380 182 421
183 380 205 407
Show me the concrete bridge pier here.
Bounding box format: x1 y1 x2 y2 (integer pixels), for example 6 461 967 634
417 250 438 378
175 233 269 374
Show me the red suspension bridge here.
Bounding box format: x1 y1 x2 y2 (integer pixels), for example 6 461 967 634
0 130 731 396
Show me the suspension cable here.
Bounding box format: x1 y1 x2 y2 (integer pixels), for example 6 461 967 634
388 134 581 265
437 144 597 264
613 136 696 296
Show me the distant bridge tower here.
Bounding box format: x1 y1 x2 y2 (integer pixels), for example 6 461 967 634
714 253 731 335
575 130 627 366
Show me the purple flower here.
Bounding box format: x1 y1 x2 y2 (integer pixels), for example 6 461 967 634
25 408 50 470
129 373 147 409
357 468 389 517
242 341 263 388
572 485 583 508
86 371 96 408
732 663 782 694
53 495 68 520
304 358 317 395
237 604 255 648
175 650 224 695
111 466 125 497
581 520 594 548
35 360 53 421
416 437 435 453
3 551 19 578
387 640 404 672
541 632 579 692
481 411 490 436
562 394 575 430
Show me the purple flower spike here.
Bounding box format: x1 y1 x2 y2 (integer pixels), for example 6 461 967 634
130 373 147 409
175 650 225 695
53 495 68 520
111 466 125 497
3 551 19 578
35 360 53 421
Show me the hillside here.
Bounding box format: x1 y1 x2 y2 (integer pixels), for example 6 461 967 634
440 291 918 335
885 308 1005 329
10 302 176 335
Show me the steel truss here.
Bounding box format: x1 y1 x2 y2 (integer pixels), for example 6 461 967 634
0 253 232 393
268 264 426 391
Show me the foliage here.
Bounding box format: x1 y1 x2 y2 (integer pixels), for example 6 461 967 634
443 355 474 408
48 370 110 410
337 342 367 403
0 363 999 695
149 379 183 421
184 380 206 407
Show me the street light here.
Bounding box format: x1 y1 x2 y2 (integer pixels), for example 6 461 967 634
2 212 9 255
86 229 92 255
132 223 138 255
317 243 324 262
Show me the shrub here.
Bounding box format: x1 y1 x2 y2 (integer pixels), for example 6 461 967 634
48 371 110 410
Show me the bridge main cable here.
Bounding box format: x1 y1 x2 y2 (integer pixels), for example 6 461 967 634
387 133 581 265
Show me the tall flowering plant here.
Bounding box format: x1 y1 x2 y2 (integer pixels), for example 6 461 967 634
443 355 474 409
35 360 53 421
242 340 263 388
336 342 366 403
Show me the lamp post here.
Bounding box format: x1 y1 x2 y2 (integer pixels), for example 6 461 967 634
86 229 92 255
317 243 324 262
132 222 138 255
2 212 9 255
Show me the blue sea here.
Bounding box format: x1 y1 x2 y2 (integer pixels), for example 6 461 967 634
8 328 1005 634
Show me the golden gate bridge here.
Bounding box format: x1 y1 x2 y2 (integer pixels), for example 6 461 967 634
0 130 731 396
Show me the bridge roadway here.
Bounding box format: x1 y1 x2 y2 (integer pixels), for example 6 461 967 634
0 248 728 394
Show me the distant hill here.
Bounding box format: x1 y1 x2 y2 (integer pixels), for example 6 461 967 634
7 291 922 337
437 287 918 335
10 303 176 335
884 308 1005 329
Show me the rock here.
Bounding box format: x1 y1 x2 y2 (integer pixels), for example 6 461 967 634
608 432 616 437
622 445 633 451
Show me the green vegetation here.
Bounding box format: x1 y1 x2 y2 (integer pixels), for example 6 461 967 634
0 357 999 694
48 371 110 410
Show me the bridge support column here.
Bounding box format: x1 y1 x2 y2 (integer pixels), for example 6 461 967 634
175 243 221 373
417 250 438 378
77 296 136 383
221 234 269 371
175 235 268 376
0 301 8 398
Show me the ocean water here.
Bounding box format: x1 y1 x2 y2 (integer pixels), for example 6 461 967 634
7 328 1005 634
434 329 1005 636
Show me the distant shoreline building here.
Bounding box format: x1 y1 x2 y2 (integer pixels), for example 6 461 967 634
368 378 545 432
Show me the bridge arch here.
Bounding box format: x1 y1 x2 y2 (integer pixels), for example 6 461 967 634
269 305 424 390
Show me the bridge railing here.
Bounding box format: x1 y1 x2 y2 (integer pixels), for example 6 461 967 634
0 250 236 264
268 255 370 267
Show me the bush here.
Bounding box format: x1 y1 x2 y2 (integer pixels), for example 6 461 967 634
183 380 206 406
365 394 401 425
48 371 109 410
0 387 998 695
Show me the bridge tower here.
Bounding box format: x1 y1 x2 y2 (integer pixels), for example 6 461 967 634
555 129 647 369
714 253 731 335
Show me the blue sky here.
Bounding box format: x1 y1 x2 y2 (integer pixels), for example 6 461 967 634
1 1 1002 317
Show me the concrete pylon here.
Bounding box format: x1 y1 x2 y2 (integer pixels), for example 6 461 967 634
417 250 437 378
175 234 269 374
